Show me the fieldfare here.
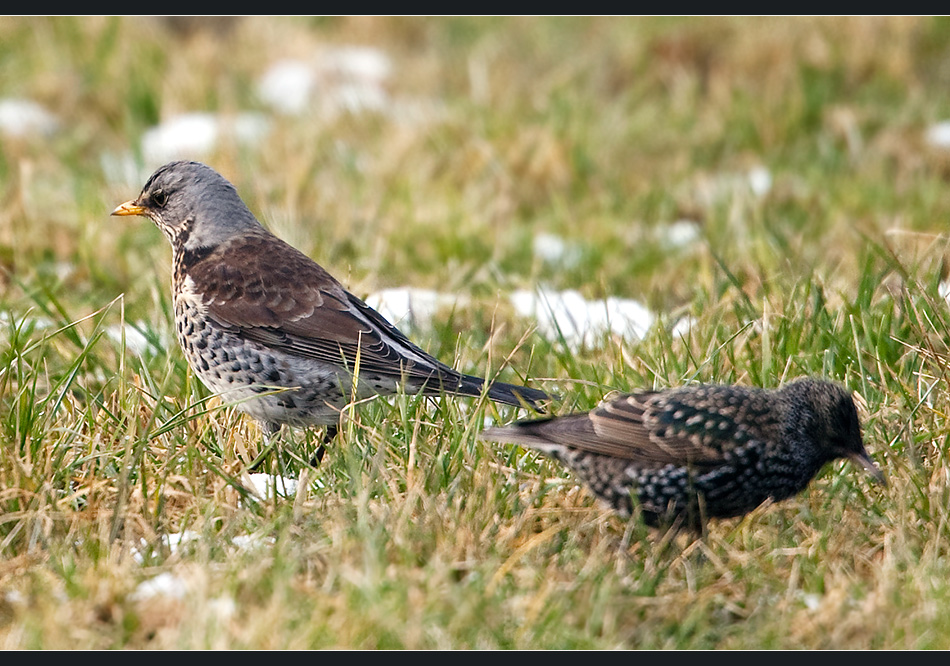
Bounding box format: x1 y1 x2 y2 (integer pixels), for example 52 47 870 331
113 161 551 460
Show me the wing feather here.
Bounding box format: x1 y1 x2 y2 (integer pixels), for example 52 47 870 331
186 232 464 385
483 386 781 468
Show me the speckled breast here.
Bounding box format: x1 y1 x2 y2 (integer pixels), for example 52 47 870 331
171 289 350 428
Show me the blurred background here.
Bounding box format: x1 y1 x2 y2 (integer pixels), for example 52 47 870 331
3 17 950 357
5 17 949 350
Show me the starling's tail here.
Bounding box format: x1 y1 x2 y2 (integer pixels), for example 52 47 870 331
478 419 559 448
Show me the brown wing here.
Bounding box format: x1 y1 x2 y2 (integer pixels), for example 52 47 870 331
185 231 464 384
586 392 725 464
483 386 780 468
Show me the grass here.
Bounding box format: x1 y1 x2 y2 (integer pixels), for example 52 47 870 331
1 16 950 648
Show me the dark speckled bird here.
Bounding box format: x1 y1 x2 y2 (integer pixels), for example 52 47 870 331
479 378 885 529
112 161 550 457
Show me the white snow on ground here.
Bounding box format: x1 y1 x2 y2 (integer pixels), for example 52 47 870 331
257 59 317 115
926 120 950 149
746 165 772 197
364 287 464 334
531 232 583 267
129 571 237 624
510 287 655 350
245 472 298 499
141 111 270 164
693 166 773 205
365 283 674 351
671 315 697 339
939 279 950 308
257 46 392 117
257 46 441 124
655 219 702 249
130 571 188 601
0 98 58 137
365 284 660 351
105 322 162 357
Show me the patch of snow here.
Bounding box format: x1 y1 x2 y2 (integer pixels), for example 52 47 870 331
927 121 950 150
656 219 702 249
130 572 188 601
105 322 157 357
141 111 270 164
246 472 297 499
510 288 654 350
257 59 317 115
532 232 583 267
693 166 773 205
364 287 462 333
0 98 58 137
257 46 442 123
801 592 822 611
322 45 392 84
258 46 393 118
231 534 276 550
671 315 697 338
747 165 772 197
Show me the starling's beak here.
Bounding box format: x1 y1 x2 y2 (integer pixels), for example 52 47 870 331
111 200 147 217
848 450 887 487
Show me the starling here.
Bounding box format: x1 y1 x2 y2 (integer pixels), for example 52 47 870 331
479 378 885 528
111 161 550 454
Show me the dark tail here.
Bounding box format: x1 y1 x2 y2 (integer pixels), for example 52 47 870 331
452 373 554 410
486 380 553 410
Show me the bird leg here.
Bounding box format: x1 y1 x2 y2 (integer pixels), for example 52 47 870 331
248 422 337 471
247 421 284 472
309 425 337 466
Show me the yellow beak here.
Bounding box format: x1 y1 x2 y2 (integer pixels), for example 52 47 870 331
111 200 147 217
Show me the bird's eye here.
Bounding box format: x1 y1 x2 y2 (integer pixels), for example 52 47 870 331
152 189 168 207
